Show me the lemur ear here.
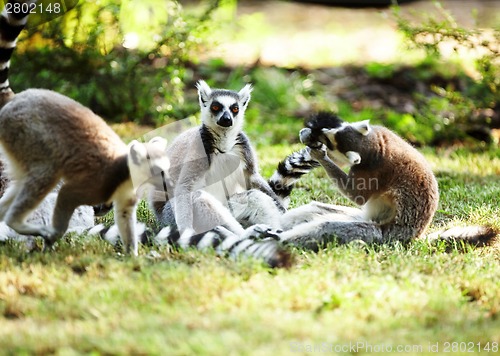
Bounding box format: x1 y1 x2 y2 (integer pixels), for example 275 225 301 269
147 137 170 175
128 140 147 166
149 136 168 151
196 80 212 107
238 83 253 107
351 120 371 136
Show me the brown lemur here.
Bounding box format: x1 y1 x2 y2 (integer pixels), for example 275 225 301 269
0 0 170 255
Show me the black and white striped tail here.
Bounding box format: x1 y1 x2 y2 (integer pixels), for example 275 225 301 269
269 148 320 207
88 223 293 268
426 225 498 246
87 222 152 247
0 0 34 103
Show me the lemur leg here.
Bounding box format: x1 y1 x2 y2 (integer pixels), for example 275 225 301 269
156 190 279 238
46 183 86 246
229 189 282 230
0 182 20 220
0 159 32 218
113 187 138 256
191 190 245 235
248 174 287 213
280 219 383 251
155 194 234 235
280 201 364 230
3 174 58 238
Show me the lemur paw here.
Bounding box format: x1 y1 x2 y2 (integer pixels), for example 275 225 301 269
309 146 327 161
93 203 113 216
38 226 56 240
42 233 60 252
40 226 63 250
244 224 283 241
299 128 323 149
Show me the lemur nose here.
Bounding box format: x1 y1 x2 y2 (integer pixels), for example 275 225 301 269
217 111 233 127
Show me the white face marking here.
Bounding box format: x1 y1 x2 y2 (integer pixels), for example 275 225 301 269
320 124 363 167
322 128 337 143
327 150 354 167
203 94 242 130
197 81 251 131
346 151 361 165
321 121 349 136
349 120 371 136
215 95 239 109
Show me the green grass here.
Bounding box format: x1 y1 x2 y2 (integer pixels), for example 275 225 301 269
1 144 499 355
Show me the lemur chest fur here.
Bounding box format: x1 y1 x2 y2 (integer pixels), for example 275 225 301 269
203 144 248 201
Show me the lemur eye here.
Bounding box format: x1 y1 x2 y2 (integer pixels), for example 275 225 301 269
210 104 221 112
231 105 239 114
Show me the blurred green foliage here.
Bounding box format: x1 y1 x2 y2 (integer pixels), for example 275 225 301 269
8 0 498 146
393 2 499 144
11 0 224 125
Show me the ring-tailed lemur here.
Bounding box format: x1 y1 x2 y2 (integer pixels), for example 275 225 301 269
0 89 170 254
139 80 292 267
149 81 284 233
0 1 171 254
150 80 286 234
274 112 498 249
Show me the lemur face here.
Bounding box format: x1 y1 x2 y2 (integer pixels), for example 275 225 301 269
128 137 170 193
196 80 252 129
300 115 371 166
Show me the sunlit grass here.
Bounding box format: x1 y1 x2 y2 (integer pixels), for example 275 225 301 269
1 143 499 354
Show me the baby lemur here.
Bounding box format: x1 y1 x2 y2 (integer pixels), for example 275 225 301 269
0 1 170 253
275 112 497 249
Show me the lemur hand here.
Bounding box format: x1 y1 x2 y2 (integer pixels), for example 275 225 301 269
299 128 323 149
309 145 328 161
